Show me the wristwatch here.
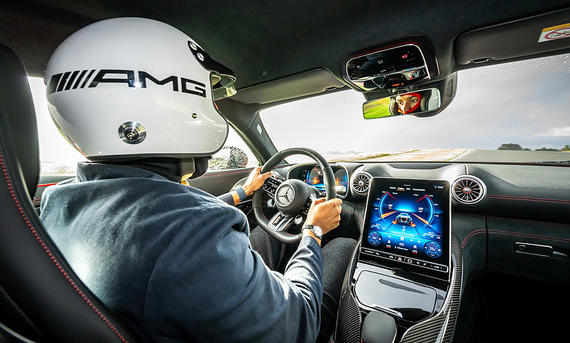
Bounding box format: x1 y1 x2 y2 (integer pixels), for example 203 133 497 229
302 224 323 240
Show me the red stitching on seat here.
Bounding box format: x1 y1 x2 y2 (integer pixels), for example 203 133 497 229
0 154 128 343
460 229 486 249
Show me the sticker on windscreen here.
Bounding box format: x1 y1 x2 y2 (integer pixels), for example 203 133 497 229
538 23 570 43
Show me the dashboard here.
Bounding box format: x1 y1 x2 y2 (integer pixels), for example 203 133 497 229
277 160 570 284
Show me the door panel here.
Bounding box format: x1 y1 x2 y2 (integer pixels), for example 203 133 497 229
188 168 253 196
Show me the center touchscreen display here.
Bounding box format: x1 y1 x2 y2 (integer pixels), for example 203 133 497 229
360 178 451 275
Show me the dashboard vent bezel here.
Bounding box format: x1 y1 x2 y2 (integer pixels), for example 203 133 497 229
351 171 372 196
452 175 487 205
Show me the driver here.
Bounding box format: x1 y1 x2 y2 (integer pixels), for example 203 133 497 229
39 18 356 342
395 92 422 114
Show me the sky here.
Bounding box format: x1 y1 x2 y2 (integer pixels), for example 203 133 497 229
31 53 569 168
261 53 570 155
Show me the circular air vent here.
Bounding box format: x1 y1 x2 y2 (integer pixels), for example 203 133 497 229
452 175 486 205
351 172 372 195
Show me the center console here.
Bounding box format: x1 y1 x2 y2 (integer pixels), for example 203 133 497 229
336 178 462 343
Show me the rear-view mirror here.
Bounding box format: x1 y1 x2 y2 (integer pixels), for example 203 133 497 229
363 88 441 119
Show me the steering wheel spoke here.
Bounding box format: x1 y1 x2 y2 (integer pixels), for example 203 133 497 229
268 213 294 232
261 175 284 197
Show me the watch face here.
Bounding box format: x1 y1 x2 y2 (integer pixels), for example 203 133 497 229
313 226 323 237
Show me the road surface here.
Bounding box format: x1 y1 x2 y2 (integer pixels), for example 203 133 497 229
453 149 570 162
361 149 470 162
357 149 570 163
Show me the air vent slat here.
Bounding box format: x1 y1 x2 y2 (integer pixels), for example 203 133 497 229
452 175 486 205
351 172 372 195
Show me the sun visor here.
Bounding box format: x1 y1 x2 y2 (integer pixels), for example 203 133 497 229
230 68 345 105
456 8 570 65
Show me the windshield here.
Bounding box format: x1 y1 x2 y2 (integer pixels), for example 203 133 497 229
261 54 570 164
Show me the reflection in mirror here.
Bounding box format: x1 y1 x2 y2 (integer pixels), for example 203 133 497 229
363 88 441 119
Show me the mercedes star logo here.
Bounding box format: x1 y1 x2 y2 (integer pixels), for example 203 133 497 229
277 185 294 206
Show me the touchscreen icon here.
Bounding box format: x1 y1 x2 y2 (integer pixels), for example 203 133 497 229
424 241 442 258
367 231 382 246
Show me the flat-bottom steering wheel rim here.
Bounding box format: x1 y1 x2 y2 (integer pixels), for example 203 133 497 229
253 147 336 244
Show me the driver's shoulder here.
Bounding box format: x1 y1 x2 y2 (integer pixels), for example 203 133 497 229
156 183 246 224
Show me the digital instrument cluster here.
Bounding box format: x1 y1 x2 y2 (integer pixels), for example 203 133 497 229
304 165 349 195
360 178 451 277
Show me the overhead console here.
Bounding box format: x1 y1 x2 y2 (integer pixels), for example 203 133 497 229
344 38 439 91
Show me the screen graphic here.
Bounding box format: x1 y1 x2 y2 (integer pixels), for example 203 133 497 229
361 178 450 274
304 166 348 192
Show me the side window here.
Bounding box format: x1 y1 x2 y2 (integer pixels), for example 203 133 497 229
208 127 258 171
30 77 86 176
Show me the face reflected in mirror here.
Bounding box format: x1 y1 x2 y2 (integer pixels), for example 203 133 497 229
395 93 422 114
363 88 441 120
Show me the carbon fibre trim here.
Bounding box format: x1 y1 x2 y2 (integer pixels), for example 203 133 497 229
337 290 362 343
400 236 462 343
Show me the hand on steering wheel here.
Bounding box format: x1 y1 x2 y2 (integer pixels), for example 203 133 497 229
305 198 343 236
242 166 272 196
252 147 341 244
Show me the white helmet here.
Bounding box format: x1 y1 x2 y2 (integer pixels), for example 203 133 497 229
45 17 236 161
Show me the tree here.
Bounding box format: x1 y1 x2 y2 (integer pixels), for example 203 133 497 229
208 146 248 170
562 145 570 152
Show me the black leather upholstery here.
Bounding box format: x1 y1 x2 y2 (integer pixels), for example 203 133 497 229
0 44 135 342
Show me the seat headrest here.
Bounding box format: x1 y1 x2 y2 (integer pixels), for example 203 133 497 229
0 44 39 197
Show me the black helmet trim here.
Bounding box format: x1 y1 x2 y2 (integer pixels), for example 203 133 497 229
188 40 237 99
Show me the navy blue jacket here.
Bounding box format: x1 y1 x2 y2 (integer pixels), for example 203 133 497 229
40 163 323 342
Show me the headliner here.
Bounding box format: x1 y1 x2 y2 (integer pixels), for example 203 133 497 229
1 1 569 100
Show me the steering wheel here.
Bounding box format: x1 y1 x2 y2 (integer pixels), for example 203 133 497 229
253 148 337 244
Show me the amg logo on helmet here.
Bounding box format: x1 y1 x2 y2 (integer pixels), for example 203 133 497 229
47 69 206 98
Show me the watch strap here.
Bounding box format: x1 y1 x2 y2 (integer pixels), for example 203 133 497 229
302 224 323 239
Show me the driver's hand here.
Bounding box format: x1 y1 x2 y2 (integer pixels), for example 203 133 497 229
305 198 343 235
242 166 272 196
